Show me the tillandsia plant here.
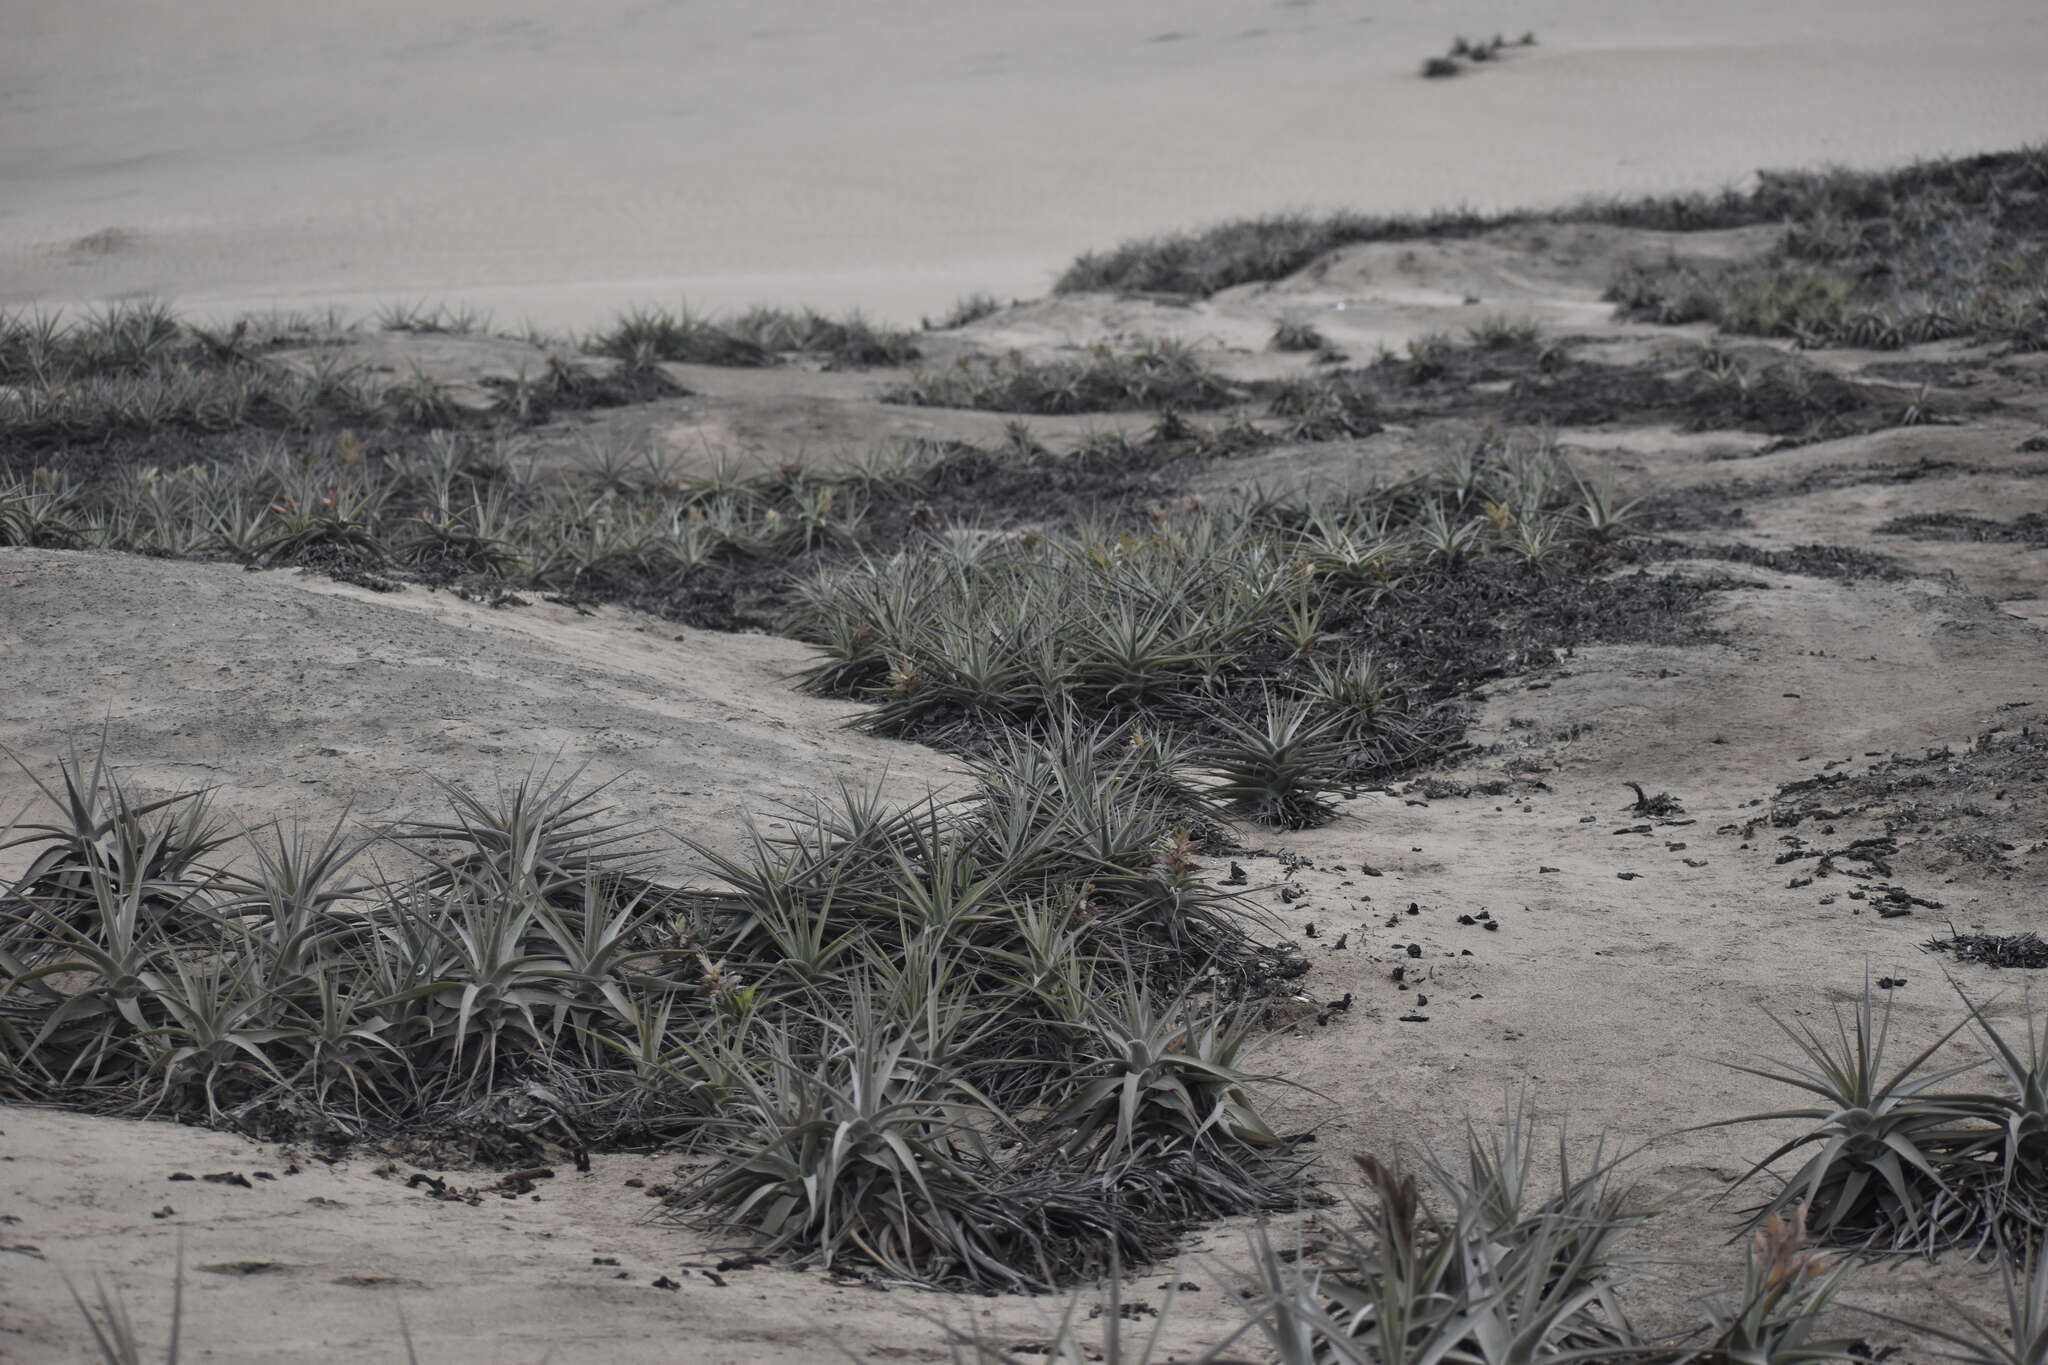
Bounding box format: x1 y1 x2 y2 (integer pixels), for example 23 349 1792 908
382 761 653 904
1 737 234 926
1698 1206 1863 1365
1218 1101 1883 1365
1708 984 1983 1250
1049 980 1284 1164
1325 1106 1642 1365
674 1017 1192 1294
1704 983 2048 1258
1216 1103 1636 1365
0 727 1326 1290
1204 696 1350 829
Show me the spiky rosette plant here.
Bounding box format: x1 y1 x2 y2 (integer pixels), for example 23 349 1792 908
382 762 653 905
1203 697 1349 829
1 739 234 934
1050 982 1282 1162
1708 985 1987 1253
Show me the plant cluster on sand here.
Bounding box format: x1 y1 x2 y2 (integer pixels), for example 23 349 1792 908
787 438 1659 828
882 338 1238 415
2 738 1306 1295
1054 146 2048 358
1422 32 1537 78
1712 986 2048 1259
587 303 920 369
0 298 931 453
1608 149 2048 350
0 430 890 626
0 302 684 449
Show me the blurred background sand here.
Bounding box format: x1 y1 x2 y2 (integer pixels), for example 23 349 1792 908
4 0 2046 330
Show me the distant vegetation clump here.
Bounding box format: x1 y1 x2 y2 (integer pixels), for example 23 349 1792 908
1424 31 1536 76
923 291 1006 331
881 337 1238 414
1607 149 2048 350
1055 147 2048 357
1269 319 1330 352
0 302 671 449
587 303 920 369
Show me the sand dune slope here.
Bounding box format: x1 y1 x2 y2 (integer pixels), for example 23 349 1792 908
0 550 958 863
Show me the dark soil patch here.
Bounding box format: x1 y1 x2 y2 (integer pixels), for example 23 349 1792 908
1925 931 2048 969
1638 459 1964 533
1856 359 1988 388
1332 560 1728 706
1641 540 1910 582
1876 511 2048 546
1743 724 2046 903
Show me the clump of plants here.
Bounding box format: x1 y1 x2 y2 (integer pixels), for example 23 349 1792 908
1271 320 1331 352
1 734 1306 1292
1673 344 1935 442
1056 209 1518 298
1467 314 1542 350
1089 1101 1872 1365
1423 33 1536 78
1052 146 2048 318
585 303 920 370
924 292 1006 331
1607 148 2048 351
0 302 668 451
726 305 922 367
374 300 492 335
881 339 1238 414
0 433 863 618
1712 984 2048 1257
1267 372 1381 440
786 439 1677 828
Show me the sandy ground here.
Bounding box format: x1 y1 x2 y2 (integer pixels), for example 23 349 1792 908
0 557 962 877
5 216 2048 1359
7 0 2048 329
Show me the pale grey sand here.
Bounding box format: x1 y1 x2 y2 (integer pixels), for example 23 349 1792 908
5 0 2046 328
